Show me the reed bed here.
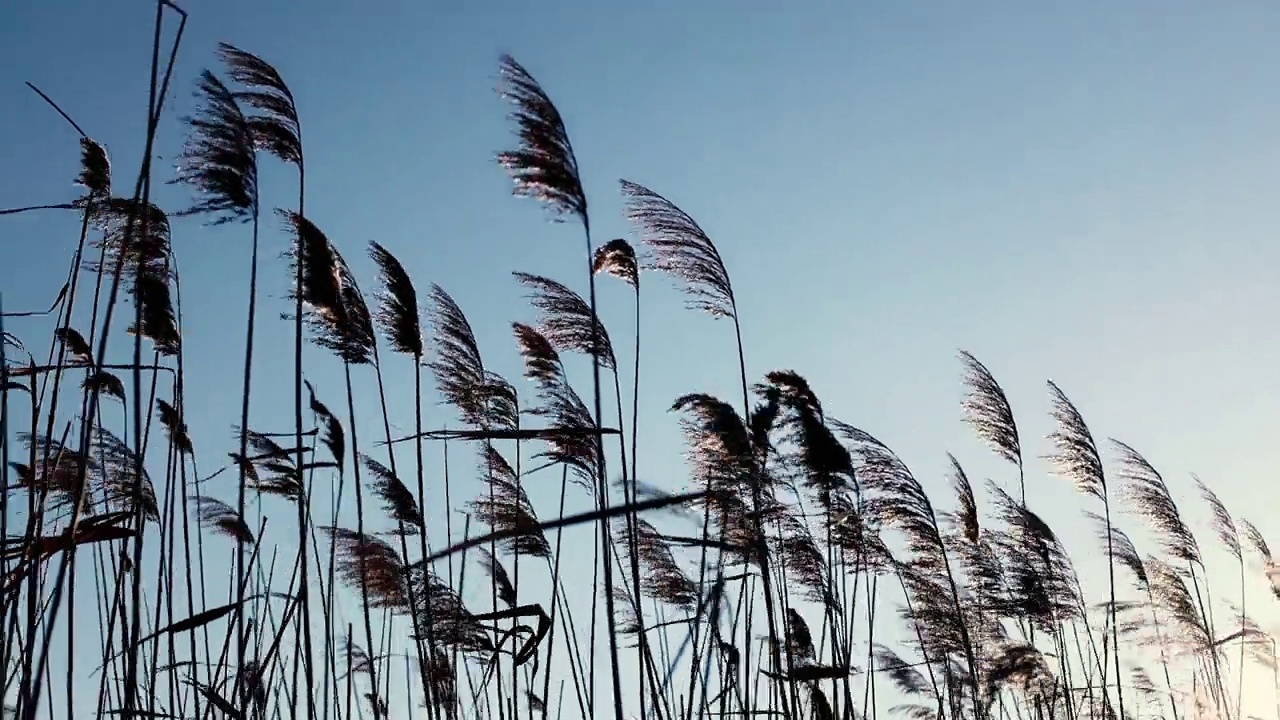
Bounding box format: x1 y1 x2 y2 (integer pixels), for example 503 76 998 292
2 5 1276 720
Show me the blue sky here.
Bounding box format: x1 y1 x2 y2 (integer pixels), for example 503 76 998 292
5 0 1280 717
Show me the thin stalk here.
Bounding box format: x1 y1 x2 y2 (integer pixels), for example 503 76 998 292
1103 496 1124 720
24 4 185 715
342 361 383 717
581 221 625 720
411 357 441 718
292 152 317 720
368 348 433 714
729 316 789 720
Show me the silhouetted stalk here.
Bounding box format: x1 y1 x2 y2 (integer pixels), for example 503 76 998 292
1236 555 1245 720
409 357 442 718
0 295 7 694
345 624 355 720
862 576 878 720
290 144 318 720
730 322 791 720
1102 496 1124 720
542 465 591 720
341 361 383 716
575 224 624 720
22 4 185 717
226 170 262 710
1188 564 1227 713
15 402 50 715
588 514 599 712
896 566 945 716
368 347 432 714
322 444 345 720
1143 586 1180 720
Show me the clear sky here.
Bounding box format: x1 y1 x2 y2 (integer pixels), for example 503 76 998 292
4 1 1280 718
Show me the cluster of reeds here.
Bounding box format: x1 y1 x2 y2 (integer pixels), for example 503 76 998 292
2 4 1278 720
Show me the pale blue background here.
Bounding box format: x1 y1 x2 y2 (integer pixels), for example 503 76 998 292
3 1 1280 718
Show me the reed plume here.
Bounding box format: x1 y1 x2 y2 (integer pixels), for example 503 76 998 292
369 241 423 358
592 238 639 287
496 55 587 224
513 271 616 369
620 179 734 319
216 42 303 167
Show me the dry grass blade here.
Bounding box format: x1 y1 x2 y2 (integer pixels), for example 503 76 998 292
186 679 243 720
592 238 639 287
389 426 618 444
217 42 302 166
437 489 709 563
1045 381 1106 502
620 179 734 317
171 69 258 224
764 665 851 683
470 603 551 665
305 379 345 467
136 594 274 646
368 240 423 357
479 548 517 607
361 453 424 532
3 514 133 563
496 54 587 224
513 271 615 369
959 350 1021 468
194 496 254 543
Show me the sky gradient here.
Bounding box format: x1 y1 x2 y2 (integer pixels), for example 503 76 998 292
4 1 1280 717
